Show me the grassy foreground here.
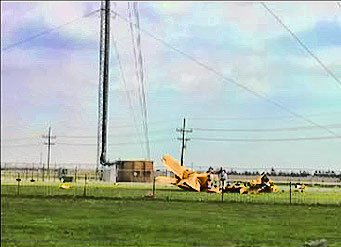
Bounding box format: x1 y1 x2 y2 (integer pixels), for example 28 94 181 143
1 195 341 247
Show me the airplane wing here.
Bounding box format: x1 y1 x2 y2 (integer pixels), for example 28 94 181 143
177 173 208 192
177 175 201 192
162 153 209 192
162 153 187 179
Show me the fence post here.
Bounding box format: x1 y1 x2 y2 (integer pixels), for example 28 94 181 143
16 173 21 196
289 181 292 205
83 174 87 197
152 176 156 197
221 179 224 203
74 166 77 183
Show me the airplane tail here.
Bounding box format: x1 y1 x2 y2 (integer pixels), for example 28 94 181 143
162 153 209 192
162 153 188 179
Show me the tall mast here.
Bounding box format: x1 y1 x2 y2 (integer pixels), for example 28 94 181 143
97 0 111 170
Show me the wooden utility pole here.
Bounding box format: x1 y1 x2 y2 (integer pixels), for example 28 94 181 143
176 118 192 166
40 152 44 182
42 127 56 180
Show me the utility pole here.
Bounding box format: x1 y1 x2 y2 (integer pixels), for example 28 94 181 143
42 127 56 180
40 152 43 181
176 118 192 166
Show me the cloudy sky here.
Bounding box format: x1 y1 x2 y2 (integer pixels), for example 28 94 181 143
1 1 341 170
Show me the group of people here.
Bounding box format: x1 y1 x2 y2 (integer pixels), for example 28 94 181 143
207 166 228 189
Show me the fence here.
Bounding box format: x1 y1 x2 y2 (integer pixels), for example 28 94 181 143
1 167 340 206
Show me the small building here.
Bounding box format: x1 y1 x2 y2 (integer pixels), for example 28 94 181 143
103 159 154 183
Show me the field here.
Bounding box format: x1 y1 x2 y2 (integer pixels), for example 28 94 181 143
1 195 341 247
1 178 341 205
1 180 341 247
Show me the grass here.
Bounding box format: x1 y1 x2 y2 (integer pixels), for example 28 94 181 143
1 179 341 206
1 195 341 247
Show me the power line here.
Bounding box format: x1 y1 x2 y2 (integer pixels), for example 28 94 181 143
2 9 100 52
110 9 339 137
2 144 41 148
193 123 341 132
127 2 150 159
134 3 150 160
127 2 145 149
192 136 341 142
188 111 341 121
57 128 172 139
57 138 172 146
27 119 178 130
111 6 145 155
1 137 40 142
260 2 341 88
128 2 145 126
57 143 96 146
1 128 173 142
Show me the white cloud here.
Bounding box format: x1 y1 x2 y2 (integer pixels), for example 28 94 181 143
150 2 193 16
220 2 341 38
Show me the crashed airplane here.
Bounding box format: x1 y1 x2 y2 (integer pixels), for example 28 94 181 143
156 153 278 194
157 153 211 192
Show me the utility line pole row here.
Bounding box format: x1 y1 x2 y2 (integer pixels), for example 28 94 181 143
42 127 56 179
176 118 193 166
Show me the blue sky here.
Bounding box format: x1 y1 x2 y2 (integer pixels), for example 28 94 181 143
1 1 341 170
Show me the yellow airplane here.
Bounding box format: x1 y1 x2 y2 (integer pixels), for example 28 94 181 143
157 153 278 194
158 153 210 192
294 183 306 193
244 173 279 194
159 153 234 193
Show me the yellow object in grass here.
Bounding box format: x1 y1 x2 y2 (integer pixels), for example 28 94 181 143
59 183 73 189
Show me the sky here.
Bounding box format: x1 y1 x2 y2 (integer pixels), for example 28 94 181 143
1 1 341 171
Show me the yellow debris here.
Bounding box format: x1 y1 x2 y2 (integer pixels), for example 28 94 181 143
59 183 73 189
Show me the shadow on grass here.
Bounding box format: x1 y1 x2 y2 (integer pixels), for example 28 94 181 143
2 193 340 208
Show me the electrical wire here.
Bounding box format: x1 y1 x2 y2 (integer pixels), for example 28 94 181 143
110 9 339 137
192 136 341 142
193 123 341 132
2 9 100 52
128 2 146 126
1 137 40 142
261 2 341 87
2 144 41 148
133 3 151 159
111 11 145 155
188 111 341 121
57 128 172 139
57 138 171 147
127 2 150 159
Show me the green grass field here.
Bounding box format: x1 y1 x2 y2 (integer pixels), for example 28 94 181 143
1 180 341 206
1 195 341 247
1 180 341 246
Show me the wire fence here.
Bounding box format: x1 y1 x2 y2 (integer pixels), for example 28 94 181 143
1 167 340 206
